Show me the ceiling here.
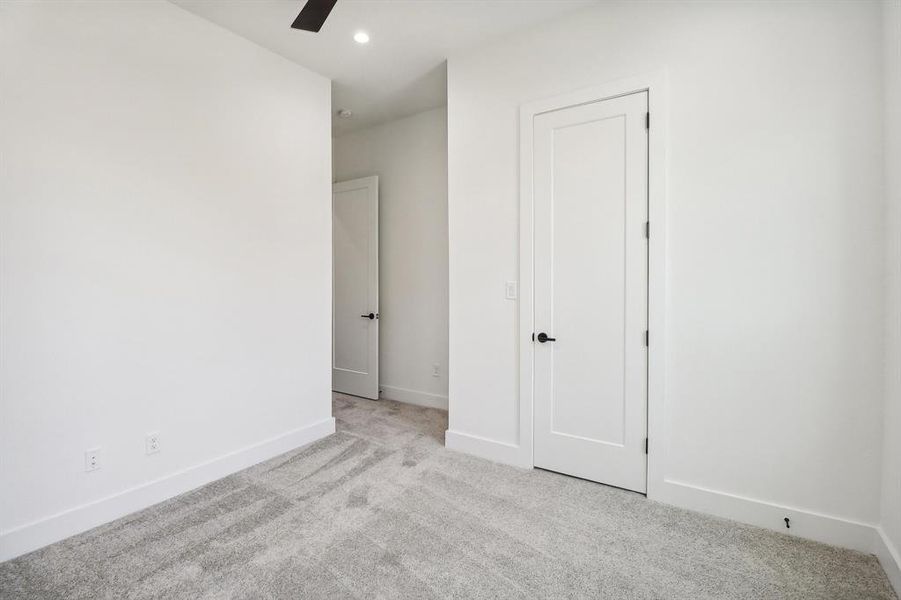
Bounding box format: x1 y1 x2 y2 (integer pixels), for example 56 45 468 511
171 0 596 135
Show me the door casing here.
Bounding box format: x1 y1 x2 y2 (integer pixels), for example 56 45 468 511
518 72 667 499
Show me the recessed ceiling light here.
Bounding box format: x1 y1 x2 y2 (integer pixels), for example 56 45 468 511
353 31 370 44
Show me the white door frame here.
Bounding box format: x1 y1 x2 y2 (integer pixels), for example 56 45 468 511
518 71 667 498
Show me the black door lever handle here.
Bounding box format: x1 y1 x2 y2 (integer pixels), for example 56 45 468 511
361 313 375 320
536 332 555 343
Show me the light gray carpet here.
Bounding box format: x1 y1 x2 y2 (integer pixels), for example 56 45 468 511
0 394 895 599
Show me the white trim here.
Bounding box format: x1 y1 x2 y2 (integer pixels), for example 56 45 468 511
0 417 335 563
517 71 669 484
655 478 876 553
445 430 531 468
444 433 899 577
380 384 448 410
876 527 901 596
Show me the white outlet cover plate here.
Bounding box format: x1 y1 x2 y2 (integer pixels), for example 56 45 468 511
84 448 101 472
145 432 160 455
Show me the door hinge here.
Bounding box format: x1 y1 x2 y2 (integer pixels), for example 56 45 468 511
644 221 650 239
646 112 650 130
644 330 649 347
645 437 649 454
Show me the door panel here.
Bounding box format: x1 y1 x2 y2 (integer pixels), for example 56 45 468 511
333 176 379 399
533 92 648 493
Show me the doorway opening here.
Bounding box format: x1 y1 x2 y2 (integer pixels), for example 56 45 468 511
330 87 449 440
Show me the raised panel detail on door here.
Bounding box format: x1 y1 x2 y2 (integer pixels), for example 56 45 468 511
333 176 379 399
533 91 648 493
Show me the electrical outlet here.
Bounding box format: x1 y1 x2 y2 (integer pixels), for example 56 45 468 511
84 448 101 472
145 432 160 455
432 363 440 377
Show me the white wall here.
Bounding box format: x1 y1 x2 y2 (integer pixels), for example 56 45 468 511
0 0 333 560
447 0 886 552
333 108 449 409
880 0 901 591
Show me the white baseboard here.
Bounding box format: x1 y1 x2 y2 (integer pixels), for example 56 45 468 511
435 434 901 591
441 431 893 569
444 429 530 468
653 478 876 554
380 384 448 410
0 417 335 563
876 526 901 597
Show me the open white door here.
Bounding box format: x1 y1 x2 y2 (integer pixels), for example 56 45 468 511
532 91 649 493
333 176 379 399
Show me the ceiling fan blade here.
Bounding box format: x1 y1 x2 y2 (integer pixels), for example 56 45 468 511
291 0 338 32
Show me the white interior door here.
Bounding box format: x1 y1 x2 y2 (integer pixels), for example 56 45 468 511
333 176 379 399
532 91 648 493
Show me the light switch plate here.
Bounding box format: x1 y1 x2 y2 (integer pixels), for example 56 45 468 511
505 281 517 300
